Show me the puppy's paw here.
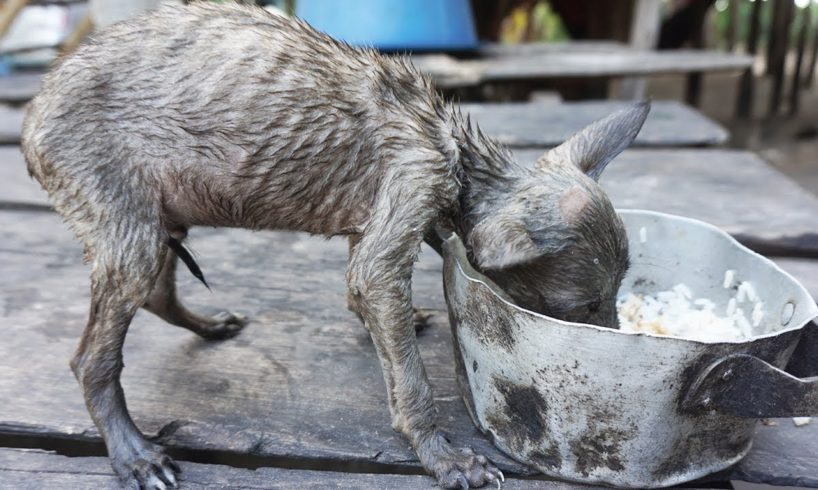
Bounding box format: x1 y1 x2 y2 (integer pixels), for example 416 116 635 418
195 311 248 340
417 431 503 489
412 307 435 333
115 448 180 490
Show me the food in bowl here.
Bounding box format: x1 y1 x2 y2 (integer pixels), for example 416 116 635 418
617 270 765 342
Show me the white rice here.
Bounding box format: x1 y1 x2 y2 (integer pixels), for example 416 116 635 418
723 269 735 289
793 417 812 427
618 277 765 342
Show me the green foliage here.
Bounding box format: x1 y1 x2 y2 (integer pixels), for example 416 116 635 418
712 0 818 50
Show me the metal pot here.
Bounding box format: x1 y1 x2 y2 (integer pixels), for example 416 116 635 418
441 209 818 488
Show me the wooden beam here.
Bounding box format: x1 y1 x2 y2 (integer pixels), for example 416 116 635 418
0 0 30 40
789 5 811 116
726 0 740 51
615 0 663 100
767 0 794 118
59 11 93 56
735 0 763 119
805 10 818 87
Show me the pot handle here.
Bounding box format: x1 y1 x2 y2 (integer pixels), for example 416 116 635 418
682 354 818 417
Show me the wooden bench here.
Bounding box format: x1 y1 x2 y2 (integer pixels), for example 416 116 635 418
0 72 42 104
461 100 728 148
1 204 818 488
3 115 818 486
4 147 817 255
411 42 753 90
0 99 730 148
3 447 598 489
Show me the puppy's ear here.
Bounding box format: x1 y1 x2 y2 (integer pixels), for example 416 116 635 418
468 216 542 270
468 185 592 270
542 101 650 181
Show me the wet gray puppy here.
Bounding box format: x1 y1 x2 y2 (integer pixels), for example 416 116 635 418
22 3 647 489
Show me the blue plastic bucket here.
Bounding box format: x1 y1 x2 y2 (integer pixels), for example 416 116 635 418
295 0 478 52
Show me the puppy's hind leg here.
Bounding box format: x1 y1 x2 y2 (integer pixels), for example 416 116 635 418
72 227 180 490
143 231 247 340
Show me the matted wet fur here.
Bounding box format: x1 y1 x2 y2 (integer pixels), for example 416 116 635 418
22 3 648 488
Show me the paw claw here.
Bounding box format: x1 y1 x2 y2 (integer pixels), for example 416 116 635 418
117 449 180 490
199 311 248 340
412 307 435 333
420 433 499 489
162 455 182 475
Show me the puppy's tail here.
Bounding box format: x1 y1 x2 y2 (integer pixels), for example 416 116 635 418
167 237 210 290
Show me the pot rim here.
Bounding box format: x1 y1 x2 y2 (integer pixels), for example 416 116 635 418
445 208 818 346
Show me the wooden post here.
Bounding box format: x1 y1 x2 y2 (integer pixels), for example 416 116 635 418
616 0 663 100
736 0 763 119
767 0 794 119
789 5 811 116
59 11 93 56
805 13 818 87
682 0 713 107
726 0 740 51
0 0 30 40
766 0 784 76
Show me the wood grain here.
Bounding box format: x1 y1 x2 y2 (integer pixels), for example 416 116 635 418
0 72 42 104
0 448 578 489
5 148 818 255
0 100 730 148
519 148 818 257
462 100 728 148
0 210 529 477
412 43 753 89
1 209 818 487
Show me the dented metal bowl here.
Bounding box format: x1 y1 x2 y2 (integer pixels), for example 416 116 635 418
441 209 818 488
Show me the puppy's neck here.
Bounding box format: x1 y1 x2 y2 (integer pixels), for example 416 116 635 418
450 116 522 231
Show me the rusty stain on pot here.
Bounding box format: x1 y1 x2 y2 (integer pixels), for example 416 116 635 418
529 447 562 470
488 376 548 443
653 424 749 481
461 281 516 351
569 409 633 477
485 376 562 469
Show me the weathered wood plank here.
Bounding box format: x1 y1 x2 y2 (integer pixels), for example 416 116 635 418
0 448 577 489
0 72 42 103
462 100 728 148
0 146 48 209
5 148 818 255
515 149 818 257
413 44 753 89
0 105 24 144
731 419 818 488
770 258 818 302
0 101 728 148
0 209 528 477
1 210 818 488
0 46 755 102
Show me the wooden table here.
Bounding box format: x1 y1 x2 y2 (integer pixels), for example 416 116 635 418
461 100 728 148
5 147 818 255
3 104 818 487
0 99 729 148
412 42 753 90
0 43 754 104
0 72 42 104
1 206 818 489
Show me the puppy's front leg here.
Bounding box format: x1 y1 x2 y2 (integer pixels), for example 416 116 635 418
347 219 502 489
